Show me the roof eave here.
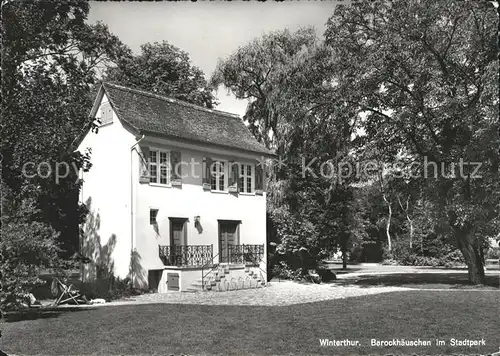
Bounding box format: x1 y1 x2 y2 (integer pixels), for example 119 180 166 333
70 84 106 151
139 129 276 158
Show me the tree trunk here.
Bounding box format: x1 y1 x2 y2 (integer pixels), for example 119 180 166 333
385 198 392 252
342 253 348 269
341 240 348 269
377 164 392 252
408 218 414 249
456 230 485 285
397 195 413 249
420 199 425 255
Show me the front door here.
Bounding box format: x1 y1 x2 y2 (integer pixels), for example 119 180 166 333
219 221 239 263
169 218 186 265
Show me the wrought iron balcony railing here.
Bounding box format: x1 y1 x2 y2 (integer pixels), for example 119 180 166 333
227 244 264 266
159 244 213 267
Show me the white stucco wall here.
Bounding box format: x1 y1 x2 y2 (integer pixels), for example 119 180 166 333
78 94 137 280
133 136 268 286
158 268 202 293
78 94 268 289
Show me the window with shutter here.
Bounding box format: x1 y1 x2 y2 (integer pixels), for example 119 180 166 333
171 151 182 186
255 164 264 195
139 146 150 183
228 162 239 193
239 164 254 193
202 157 212 190
147 148 171 186
159 151 169 185
210 160 227 191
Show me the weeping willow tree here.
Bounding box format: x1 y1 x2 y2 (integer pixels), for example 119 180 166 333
213 28 365 274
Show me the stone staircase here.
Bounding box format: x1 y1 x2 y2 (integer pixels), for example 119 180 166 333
185 265 267 292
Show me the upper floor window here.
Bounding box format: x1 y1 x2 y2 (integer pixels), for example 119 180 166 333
149 149 171 185
211 160 227 191
202 157 261 194
99 102 113 125
239 164 254 193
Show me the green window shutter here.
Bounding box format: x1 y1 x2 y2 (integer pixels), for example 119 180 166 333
139 146 150 183
171 151 182 186
202 157 212 190
255 164 264 195
228 162 239 193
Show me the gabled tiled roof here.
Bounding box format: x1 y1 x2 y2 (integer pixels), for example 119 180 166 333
102 82 274 156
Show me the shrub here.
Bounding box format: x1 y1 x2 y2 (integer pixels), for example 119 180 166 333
304 270 321 284
271 261 300 280
271 207 327 273
382 259 399 266
349 245 364 263
382 240 415 264
316 268 337 282
109 277 144 300
413 256 440 267
382 239 466 267
438 250 465 266
271 261 337 283
486 247 500 259
75 275 143 302
0 221 61 312
77 280 112 301
443 261 455 268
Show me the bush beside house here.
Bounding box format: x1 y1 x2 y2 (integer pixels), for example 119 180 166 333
381 240 472 268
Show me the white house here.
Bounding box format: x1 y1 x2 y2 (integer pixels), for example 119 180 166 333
76 83 274 292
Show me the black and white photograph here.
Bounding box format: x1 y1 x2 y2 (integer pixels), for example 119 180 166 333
0 1 499 355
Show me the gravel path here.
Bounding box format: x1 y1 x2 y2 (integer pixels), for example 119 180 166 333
52 265 498 309
71 282 408 307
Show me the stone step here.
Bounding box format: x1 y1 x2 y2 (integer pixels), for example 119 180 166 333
203 281 269 292
187 268 269 293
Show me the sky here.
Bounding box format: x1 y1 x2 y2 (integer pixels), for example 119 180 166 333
87 1 337 117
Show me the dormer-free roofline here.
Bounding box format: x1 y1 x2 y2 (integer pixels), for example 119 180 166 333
74 82 275 158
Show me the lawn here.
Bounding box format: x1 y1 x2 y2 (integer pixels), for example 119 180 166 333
1 289 499 355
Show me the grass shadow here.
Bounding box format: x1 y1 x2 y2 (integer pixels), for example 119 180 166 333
328 267 365 275
321 262 365 275
330 273 500 289
3 306 95 323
